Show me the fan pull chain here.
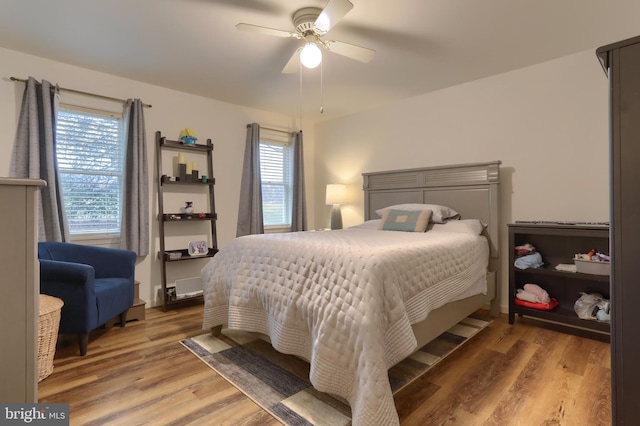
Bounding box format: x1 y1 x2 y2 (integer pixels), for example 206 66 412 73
299 62 303 130
320 60 324 114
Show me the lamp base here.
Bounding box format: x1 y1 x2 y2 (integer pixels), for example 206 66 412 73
330 204 343 230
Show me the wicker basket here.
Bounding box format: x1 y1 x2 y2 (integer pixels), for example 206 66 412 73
38 294 64 382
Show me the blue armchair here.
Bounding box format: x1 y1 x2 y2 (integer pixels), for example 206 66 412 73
38 242 137 356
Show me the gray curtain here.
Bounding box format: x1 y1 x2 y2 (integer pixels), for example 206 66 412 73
291 131 307 231
9 77 68 242
120 99 149 256
237 123 264 237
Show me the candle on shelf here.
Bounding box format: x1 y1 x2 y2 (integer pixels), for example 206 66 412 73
191 161 199 182
177 153 186 164
186 161 193 174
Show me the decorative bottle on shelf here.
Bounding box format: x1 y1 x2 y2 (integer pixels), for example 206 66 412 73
184 201 194 216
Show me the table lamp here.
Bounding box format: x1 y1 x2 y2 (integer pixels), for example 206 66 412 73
325 184 347 230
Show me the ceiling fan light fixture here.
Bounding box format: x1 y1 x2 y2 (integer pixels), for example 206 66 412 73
300 42 322 69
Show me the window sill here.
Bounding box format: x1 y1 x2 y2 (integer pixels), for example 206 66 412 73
264 226 292 234
68 233 120 248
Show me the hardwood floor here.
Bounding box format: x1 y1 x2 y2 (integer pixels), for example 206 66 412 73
38 305 611 425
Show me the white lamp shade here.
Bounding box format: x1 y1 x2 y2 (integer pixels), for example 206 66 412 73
300 42 322 69
326 184 347 205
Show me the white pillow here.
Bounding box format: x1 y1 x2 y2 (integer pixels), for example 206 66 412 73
428 219 486 235
375 203 460 223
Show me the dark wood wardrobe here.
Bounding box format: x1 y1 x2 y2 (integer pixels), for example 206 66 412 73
596 35 640 424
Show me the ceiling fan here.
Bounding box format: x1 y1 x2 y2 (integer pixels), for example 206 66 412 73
236 0 376 73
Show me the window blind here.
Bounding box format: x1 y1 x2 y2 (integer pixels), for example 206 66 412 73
260 131 292 227
56 106 125 235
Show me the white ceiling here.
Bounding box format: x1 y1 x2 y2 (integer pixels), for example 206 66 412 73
1 0 640 122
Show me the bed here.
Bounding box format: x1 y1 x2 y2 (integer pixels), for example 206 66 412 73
201 160 501 426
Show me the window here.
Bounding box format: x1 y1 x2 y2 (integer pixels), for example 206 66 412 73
260 131 293 229
56 105 126 238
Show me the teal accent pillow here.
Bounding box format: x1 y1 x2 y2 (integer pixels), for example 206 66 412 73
378 209 432 232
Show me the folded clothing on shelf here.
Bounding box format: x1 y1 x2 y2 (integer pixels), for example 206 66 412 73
555 263 577 273
523 283 550 303
514 252 544 269
515 283 553 310
514 297 559 311
516 288 537 303
515 243 537 257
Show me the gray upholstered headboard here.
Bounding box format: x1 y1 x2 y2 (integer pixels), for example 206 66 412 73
362 161 501 270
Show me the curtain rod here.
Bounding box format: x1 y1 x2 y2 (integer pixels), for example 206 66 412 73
249 124 296 135
9 76 152 108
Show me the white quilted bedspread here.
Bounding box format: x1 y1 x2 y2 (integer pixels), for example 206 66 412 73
201 228 489 426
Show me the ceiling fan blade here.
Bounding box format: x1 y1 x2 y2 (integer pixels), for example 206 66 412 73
199 0 284 15
282 48 302 74
236 23 299 38
325 40 375 63
314 0 353 35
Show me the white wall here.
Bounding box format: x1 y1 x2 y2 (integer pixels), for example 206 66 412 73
0 46 315 307
314 49 610 312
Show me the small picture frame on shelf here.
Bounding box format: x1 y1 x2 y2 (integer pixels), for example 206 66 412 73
188 240 208 257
